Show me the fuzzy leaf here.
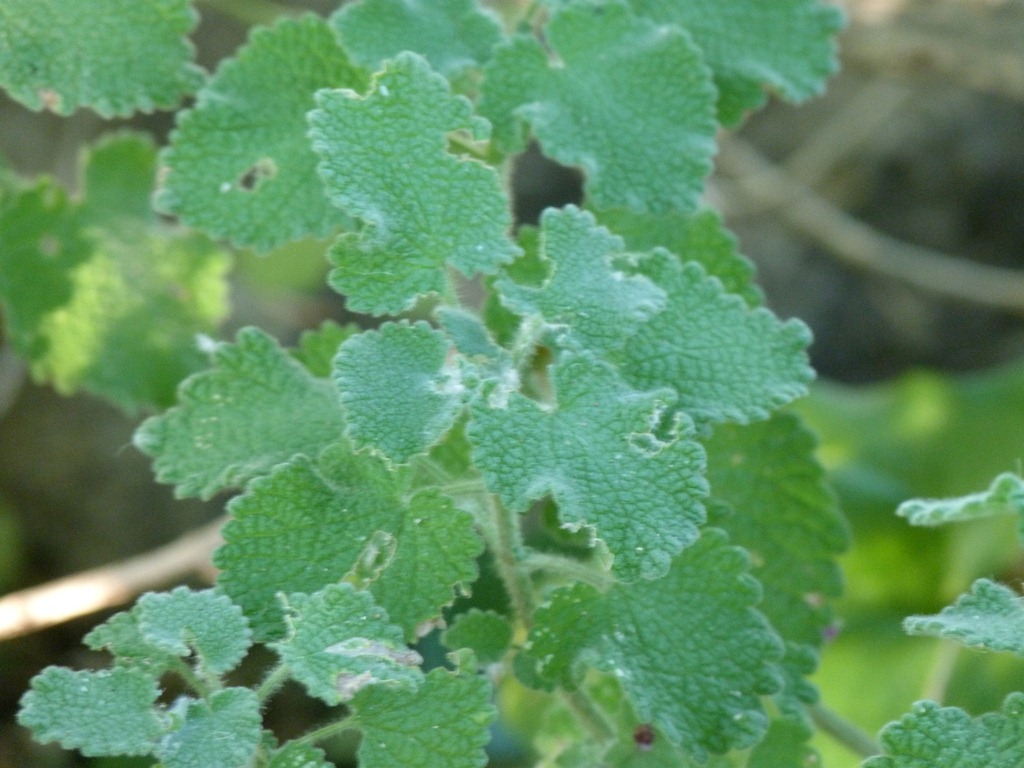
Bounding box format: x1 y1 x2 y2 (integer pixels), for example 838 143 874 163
496 206 666 354
480 0 716 213
216 443 481 640
84 611 179 677
268 742 332 768
272 585 424 705
442 610 513 664
334 322 466 464
522 529 783 761
156 688 262 768
134 327 347 499
292 320 361 378
627 0 843 125
0 0 202 116
612 250 813 427
897 472 1024 529
310 52 519 314
332 0 503 76
904 579 1024 655
705 414 848 716
864 693 1024 768
469 352 707 581
0 134 229 411
134 588 252 675
594 207 762 307
17 667 162 756
157 16 367 251
351 668 495 768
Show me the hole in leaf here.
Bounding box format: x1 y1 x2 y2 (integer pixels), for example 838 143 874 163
236 157 277 192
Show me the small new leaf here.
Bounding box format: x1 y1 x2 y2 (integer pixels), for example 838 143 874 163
351 668 496 768
864 693 1024 768
442 609 514 665
332 0 504 77
897 472 1024 530
134 327 347 499
469 352 707 581
310 52 519 314
496 206 666 355
334 321 466 464
522 529 784 761
157 16 368 251
17 666 162 756
272 585 423 705
627 0 843 125
155 688 262 768
0 0 202 116
904 579 1024 656
480 0 717 213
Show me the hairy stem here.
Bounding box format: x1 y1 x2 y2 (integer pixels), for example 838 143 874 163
482 495 535 628
255 663 291 704
522 551 613 591
561 688 615 743
809 702 882 758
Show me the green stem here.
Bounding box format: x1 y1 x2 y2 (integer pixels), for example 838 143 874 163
920 640 960 703
483 495 535 628
809 702 882 759
522 551 613 590
195 0 296 26
561 688 615 743
294 716 359 747
255 663 291 704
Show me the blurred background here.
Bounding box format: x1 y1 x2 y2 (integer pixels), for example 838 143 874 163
0 0 1022 765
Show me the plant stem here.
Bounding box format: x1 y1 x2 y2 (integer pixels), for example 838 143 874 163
522 551 613 590
561 688 615 743
920 639 960 703
483 495 535 628
294 716 358 747
195 0 296 27
809 702 882 759
255 663 291 704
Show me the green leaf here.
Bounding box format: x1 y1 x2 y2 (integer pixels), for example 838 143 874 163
134 588 252 675
291 319 361 378
17 666 162 756
0 0 202 116
0 134 230 411
334 321 467 464
155 688 262 768
904 579 1024 655
612 250 813 427
268 741 332 768
479 0 716 213
897 472 1024 528
705 414 848 715
332 0 504 77
272 584 424 705
468 352 707 581
309 52 519 314
216 443 481 640
864 693 1024 768
594 207 762 307
522 529 783 761
157 16 367 252
351 668 495 768
134 327 347 499
496 206 666 354
627 0 843 125
442 609 513 665
85 610 179 677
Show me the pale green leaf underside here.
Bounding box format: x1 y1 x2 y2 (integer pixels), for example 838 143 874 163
0 0 202 116
157 15 367 252
135 588 252 675
310 52 519 314
628 0 843 125
334 321 465 464
17 667 162 756
268 742 332 768
216 443 481 640
480 0 716 213
497 206 666 354
594 207 762 307
897 472 1024 529
84 611 179 677
524 529 783 761
0 134 229 411
864 693 1024 768
273 585 423 705
469 352 707 581
134 327 346 499
352 669 495 768
332 0 504 76
156 688 262 768
705 414 848 717
904 579 1024 655
613 250 813 427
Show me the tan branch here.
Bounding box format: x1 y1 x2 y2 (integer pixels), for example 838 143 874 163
0 516 225 641
717 136 1024 314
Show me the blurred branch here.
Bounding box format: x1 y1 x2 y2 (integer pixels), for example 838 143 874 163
0 516 225 641
810 702 883 758
195 0 299 26
717 136 1024 315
